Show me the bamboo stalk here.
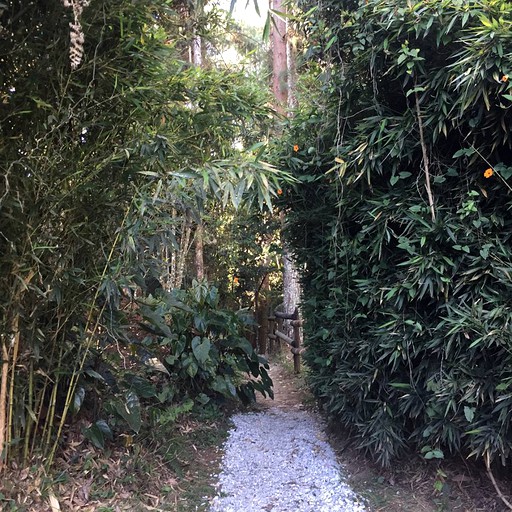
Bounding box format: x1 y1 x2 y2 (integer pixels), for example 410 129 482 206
5 269 35 464
44 374 60 449
415 89 436 223
7 312 21 462
47 201 134 467
30 383 48 457
176 217 192 289
0 341 9 472
23 360 34 462
169 208 178 288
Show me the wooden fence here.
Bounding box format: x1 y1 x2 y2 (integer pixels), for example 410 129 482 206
268 307 304 373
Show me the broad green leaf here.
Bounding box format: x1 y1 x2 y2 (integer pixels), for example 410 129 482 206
126 375 157 398
84 420 113 449
114 392 142 433
424 449 444 460
85 369 106 382
464 406 475 422
192 337 211 366
72 386 86 414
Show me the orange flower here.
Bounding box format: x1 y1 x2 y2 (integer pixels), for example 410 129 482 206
484 168 494 178
502 75 509 82
293 144 299 152
233 276 239 284
277 188 283 195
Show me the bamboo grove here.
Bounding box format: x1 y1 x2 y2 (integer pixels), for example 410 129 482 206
0 0 282 469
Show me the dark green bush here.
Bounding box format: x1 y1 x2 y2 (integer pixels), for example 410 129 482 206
76 280 273 447
137 280 273 405
283 0 512 466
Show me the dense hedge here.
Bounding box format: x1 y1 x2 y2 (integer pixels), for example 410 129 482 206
284 0 512 466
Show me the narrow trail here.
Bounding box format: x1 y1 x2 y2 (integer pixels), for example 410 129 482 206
209 361 367 512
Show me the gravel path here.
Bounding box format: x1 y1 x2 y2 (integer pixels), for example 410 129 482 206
209 368 366 512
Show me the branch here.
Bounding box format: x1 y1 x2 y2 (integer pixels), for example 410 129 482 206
414 90 436 223
486 453 512 510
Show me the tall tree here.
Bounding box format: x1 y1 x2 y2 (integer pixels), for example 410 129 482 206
270 0 288 112
270 1 301 334
192 1 205 282
282 12 301 326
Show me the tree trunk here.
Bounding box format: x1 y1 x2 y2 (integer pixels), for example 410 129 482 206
278 17 301 334
287 23 298 111
175 216 192 289
0 341 8 472
271 0 287 113
192 34 202 67
283 248 300 314
281 212 301 337
194 222 205 281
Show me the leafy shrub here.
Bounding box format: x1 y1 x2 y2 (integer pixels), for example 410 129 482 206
137 280 273 405
77 281 273 447
283 0 512 467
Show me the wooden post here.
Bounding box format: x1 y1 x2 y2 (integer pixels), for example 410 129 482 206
268 314 276 354
277 316 283 352
292 308 301 373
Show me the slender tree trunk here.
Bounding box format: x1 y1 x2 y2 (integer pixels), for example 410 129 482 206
278 12 301 333
191 11 205 281
192 35 202 67
169 207 178 287
191 44 205 281
194 223 205 281
281 211 301 336
175 215 192 289
287 24 298 111
283 249 300 314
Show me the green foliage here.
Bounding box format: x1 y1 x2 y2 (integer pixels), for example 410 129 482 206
137 280 273 405
284 0 512 467
76 280 273 447
203 205 282 309
1 0 182 463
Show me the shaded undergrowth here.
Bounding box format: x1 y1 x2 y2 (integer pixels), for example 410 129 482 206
0 406 231 512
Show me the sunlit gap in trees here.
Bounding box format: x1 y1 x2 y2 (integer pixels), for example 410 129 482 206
205 0 268 69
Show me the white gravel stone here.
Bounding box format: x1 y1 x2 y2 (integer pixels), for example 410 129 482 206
209 408 366 512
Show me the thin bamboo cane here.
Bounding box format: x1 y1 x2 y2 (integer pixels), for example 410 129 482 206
0 341 9 472
176 216 192 289
33 315 63 458
6 269 35 464
44 377 59 449
6 312 20 462
47 201 134 467
30 383 48 457
23 360 34 462
169 208 178 287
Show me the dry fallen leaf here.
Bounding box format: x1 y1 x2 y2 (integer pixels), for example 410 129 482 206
48 492 61 511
